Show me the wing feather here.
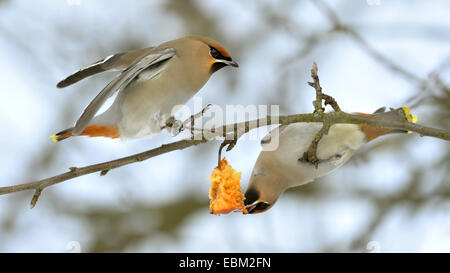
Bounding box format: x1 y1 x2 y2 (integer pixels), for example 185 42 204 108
56 47 155 88
72 47 176 135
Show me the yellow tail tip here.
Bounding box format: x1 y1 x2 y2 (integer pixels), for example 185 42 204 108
401 106 418 133
50 134 59 142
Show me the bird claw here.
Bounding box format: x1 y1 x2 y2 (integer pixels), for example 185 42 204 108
166 104 213 137
164 116 184 136
169 120 184 136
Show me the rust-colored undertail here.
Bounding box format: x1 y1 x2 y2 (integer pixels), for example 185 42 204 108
355 112 395 142
51 125 119 142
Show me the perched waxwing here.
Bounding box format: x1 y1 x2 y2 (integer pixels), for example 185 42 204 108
244 107 418 214
51 35 238 142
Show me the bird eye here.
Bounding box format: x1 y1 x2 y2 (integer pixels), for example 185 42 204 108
210 47 221 59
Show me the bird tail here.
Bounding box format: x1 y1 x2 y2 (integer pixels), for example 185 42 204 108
50 124 120 142
357 106 418 141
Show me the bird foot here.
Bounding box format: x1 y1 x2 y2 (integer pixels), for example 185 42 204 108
299 151 320 169
164 116 184 136
169 120 184 137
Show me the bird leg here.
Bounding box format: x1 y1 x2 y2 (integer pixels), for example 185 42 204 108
163 116 183 136
181 104 212 137
164 104 212 137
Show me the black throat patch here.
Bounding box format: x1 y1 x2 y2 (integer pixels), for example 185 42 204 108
210 62 228 74
244 187 260 205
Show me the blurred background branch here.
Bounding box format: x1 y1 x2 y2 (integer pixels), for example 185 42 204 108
0 0 448 252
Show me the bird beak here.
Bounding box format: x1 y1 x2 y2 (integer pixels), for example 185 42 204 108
227 60 239 67
217 59 239 67
245 200 270 214
246 203 258 214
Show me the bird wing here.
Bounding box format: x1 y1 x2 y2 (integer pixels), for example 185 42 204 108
56 47 155 88
72 47 176 135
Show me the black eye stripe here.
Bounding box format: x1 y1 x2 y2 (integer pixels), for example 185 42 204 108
244 188 260 205
209 46 232 61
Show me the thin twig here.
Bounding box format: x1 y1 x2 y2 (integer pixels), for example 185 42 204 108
30 188 42 209
0 111 447 202
301 63 341 166
322 94 341 112
1 64 449 207
310 62 325 113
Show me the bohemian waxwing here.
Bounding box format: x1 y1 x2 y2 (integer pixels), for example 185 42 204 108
52 35 238 141
245 107 418 214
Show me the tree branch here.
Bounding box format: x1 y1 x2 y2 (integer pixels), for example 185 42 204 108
1 64 449 208
300 62 342 166
1 112 447 199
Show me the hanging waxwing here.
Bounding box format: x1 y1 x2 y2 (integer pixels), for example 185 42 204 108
245 107 418 214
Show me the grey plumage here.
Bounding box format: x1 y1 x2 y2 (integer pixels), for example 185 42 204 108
72 47 176 135
56 47 156 88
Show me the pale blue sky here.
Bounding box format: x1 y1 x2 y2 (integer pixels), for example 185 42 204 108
0 0 449 252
